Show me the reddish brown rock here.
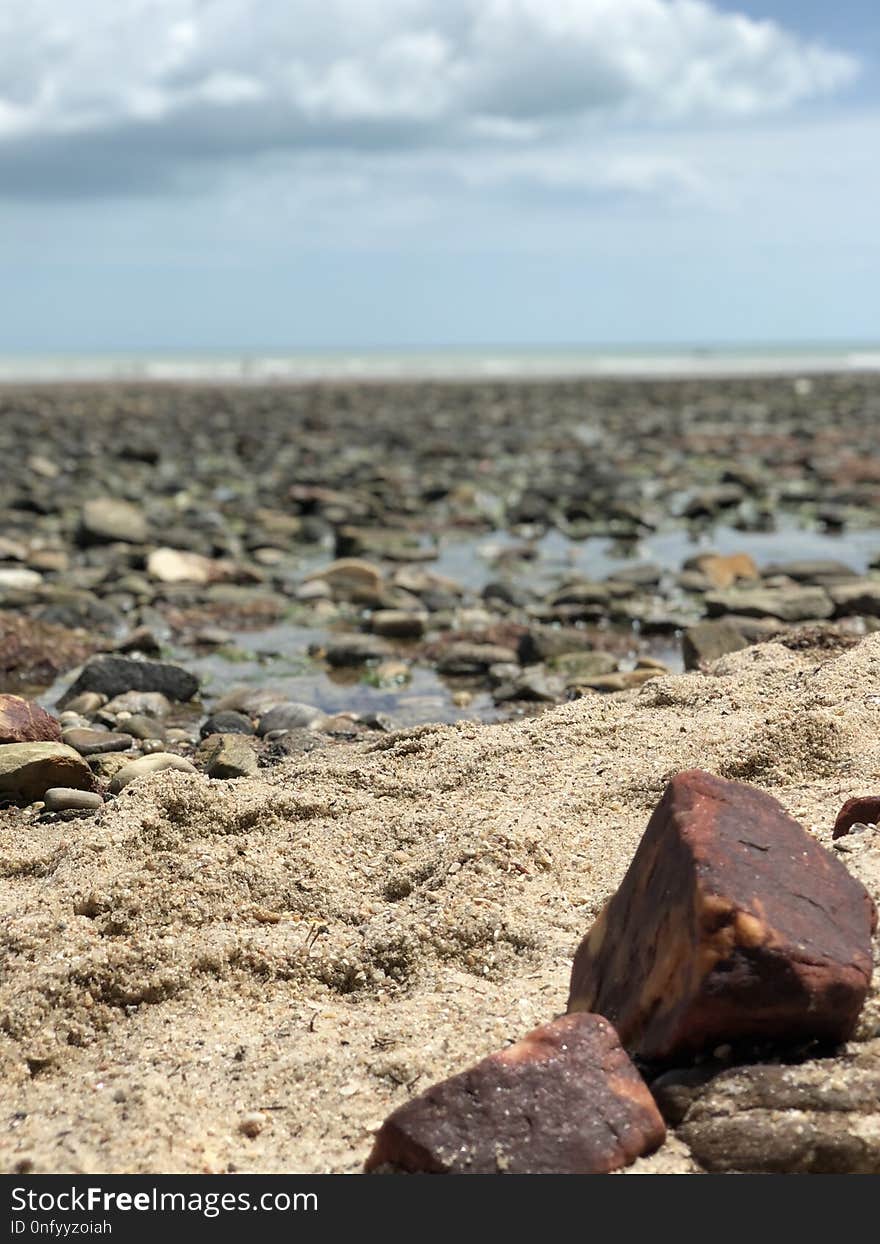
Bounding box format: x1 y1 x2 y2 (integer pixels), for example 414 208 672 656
0 695 62 745
833 796 880 839
567 770 876 1063
364 1013 665 1175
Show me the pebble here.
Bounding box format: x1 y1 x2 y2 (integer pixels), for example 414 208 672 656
256 703 324 736
110 753 198 793
43 787 104 813
79 497 148 545
200 711 255 739
62 728 134 756
198 733 258 780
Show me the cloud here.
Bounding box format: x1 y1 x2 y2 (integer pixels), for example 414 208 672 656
0 0 859 198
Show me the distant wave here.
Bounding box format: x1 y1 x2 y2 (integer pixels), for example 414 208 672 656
1 347 879 384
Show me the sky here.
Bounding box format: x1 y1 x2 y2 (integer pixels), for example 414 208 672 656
1 1 877 354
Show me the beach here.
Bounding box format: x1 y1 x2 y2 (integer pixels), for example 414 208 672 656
1 373 880 1174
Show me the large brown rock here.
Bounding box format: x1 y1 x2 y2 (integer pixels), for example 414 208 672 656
0 742 96 800
0 695 62 745
364 1013 665 1175
567 770 876 1062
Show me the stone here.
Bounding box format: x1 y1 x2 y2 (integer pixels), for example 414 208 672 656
682 620 749 670
518 626 597 665
0 742 96 800
567 769 876 1062
110 753 197 793
79 498 148 545
63 693 106 717
147 547 214 585
492 669 564 703
829 580 880 617
305 558 384 602
61 728 134 756
833 796 880 839
370 610 428 639
762 559 858 584
199 711 255 739
43 787 104 813
101 691 172 718
686 552 759 590
256 703 324 735
198 733 259 780
0 567 42 590
124 715 167 741
673 1053 880 1174
0 695 62 745
704 586 834 623
575 670 662 694
323 635 393 666
59 656 199 706
436 642 518 675
552 651 618 680
364 1014 665 1175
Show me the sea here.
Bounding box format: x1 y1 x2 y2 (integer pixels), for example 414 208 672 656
1 343 880 384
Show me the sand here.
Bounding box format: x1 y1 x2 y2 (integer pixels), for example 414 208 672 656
2 633 880 1174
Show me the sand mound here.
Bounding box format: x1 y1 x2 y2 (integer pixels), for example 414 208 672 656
2 636 880 1173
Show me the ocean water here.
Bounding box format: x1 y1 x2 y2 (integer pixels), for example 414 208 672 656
1 343 880 384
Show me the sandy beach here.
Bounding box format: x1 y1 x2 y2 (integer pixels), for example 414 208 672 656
2 376 880 1174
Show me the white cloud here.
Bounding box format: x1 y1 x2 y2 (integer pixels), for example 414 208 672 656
0 0 859 196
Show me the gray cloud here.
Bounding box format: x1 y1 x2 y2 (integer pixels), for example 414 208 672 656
0 0 859 199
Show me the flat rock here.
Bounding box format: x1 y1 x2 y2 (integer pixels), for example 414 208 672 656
0 567 42 590
436 642 518 675
256 702 324 735
552 651 619 680
567 769 876 1062
147 547 214 585
62 728 134 756
79 498 147 545
0 742 96 800
59 656 198 706
43 787 104 813
673 1051 880 1173
305 558 384 602
199 711 255 739
324 635 393 666
762 559 858 584
705 586 834 622
370 609 428 639
0 695 62 745
682 620 749 670
829 580 880 617
110 753 197 793
198 733 259 780
364 1014 665 1175
518 626 599 664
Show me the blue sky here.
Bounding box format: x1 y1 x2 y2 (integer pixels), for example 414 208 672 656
1 1 877 353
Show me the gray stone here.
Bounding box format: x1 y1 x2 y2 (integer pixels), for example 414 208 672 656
256 702 324 736
682 620 750 670
79 498 148 545
436 642 518 675
198 733 259 780
518 626 598 665
62 728 134 756
829 579 880 617
59 655 199 707
705 586 834 622
101 691 172 718
200 711 255 739
43 787 104 813
323 634 393 666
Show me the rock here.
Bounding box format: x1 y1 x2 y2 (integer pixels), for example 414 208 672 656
492 669 564 703
61 728 134 756
686 552 759 590
79 498 148 545
335 526 430 562
682 620 749 670
833 796 880 839
0 695 62 745
109 753 197 793
364 1014 665 1175
101 691 172 718
705 586 834 622
674 1054 880 1174
370 610 428 639
606 562 662 588
436 642 518 675
256 703 324 735
113 627 162 657
43 787 104 813
762 559 858 584
198 733 259 780
59 656 199 706
200 711 255 739
552 651 618 680
575 670 662 694
123 714 167 741
829 580 880 617
305 558 384 602
147 547 214 585
567 769 876 1062
323 635 393 666
62 692 106 717
0 742 96 800
0 567 42 590
518 626 597 665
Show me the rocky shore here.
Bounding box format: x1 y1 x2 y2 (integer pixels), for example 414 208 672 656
1 375 880 1173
